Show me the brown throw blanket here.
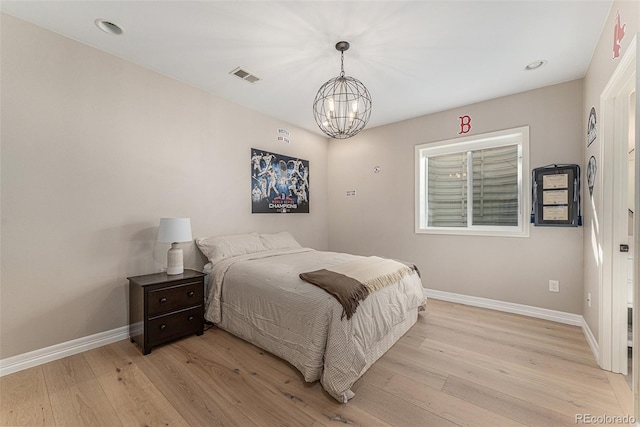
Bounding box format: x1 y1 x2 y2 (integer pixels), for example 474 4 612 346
299 256 414 319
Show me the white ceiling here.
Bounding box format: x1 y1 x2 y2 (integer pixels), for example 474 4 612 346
1 1 613 136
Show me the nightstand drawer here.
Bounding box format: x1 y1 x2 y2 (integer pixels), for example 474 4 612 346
147 306 203 345
147 281 203 316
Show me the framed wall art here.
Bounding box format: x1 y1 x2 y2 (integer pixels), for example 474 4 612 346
251 148 309 214
531 164 581 227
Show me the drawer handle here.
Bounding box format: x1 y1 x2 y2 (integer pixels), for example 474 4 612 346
187 291 195 297
188 316 194 321
159 324 167 330
159 297 167 303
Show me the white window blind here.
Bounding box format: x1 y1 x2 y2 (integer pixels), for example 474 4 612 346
427 153 467 227
471 145 518 226
415 126 529 237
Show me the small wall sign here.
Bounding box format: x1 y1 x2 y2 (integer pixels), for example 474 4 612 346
276 128 291 143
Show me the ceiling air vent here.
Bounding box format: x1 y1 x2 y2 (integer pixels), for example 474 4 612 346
230 67 261 84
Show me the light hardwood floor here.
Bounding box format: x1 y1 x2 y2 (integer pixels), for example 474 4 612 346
1 298 633 426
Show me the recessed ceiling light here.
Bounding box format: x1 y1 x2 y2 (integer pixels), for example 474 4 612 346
525 60 546 71
95 19 124 35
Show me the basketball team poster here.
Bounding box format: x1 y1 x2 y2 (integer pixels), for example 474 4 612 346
251 148 309 214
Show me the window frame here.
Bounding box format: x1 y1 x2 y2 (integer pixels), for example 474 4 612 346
415 126 530 237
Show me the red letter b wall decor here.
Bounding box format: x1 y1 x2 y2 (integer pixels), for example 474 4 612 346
458 115 472 135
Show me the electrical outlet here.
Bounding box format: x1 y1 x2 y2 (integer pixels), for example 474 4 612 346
587 292 592 307
549 280 560 293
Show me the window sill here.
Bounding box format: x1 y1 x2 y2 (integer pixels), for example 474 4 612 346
415 226 530 238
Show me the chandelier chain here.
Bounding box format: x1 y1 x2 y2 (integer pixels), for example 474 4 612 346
340 51 345 77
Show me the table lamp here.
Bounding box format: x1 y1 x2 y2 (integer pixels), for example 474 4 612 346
158 217 192 275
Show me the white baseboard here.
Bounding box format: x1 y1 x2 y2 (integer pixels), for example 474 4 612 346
424 288 583 326
0 326 129 377
581 317 600 365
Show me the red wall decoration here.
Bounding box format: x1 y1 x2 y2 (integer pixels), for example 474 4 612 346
613 10 626 59
458 115 472 135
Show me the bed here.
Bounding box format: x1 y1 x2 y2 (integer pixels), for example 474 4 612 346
196 232 426 402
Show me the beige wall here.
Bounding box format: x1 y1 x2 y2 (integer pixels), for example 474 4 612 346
582 1 639 341
3 3 638 362
327 80 585 314
0 14 329 359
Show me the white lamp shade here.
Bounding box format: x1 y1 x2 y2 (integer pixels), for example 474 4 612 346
158 218 192 243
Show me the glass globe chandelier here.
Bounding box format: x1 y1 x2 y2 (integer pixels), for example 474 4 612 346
313 41 372 139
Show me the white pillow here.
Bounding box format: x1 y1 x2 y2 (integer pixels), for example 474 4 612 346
259 232 302 250
196 232 266 264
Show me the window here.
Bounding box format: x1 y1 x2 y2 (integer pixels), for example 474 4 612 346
415 126 529 237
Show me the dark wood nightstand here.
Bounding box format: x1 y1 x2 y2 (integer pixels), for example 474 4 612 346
128 269 205 355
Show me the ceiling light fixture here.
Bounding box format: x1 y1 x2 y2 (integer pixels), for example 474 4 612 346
95 19 124 35
525 60 546 71
313 41 372 139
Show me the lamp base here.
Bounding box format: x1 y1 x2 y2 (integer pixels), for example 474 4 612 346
166 243 184 275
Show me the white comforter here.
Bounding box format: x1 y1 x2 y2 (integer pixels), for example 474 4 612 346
206 248 426 402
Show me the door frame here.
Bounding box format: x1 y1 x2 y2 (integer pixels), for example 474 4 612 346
633 34 640 421
599 35 636 375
